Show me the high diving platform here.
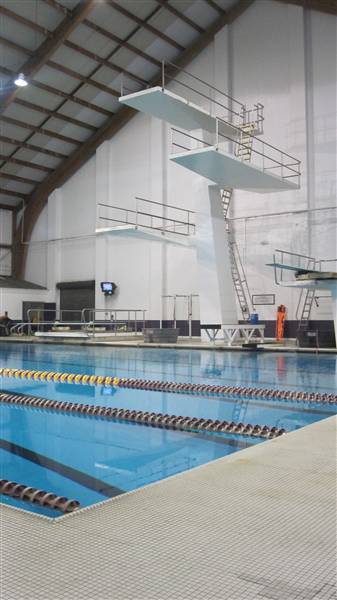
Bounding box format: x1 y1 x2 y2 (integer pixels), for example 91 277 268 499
119 75 300 193
119 87 240 137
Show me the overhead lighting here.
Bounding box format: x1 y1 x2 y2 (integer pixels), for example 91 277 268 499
14 73 28 88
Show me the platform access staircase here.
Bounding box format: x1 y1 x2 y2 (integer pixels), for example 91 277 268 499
221 123 256 321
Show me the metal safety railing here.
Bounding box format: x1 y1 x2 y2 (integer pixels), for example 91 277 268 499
272 249 319 286
161 293 199 338
81 308 146 336
98 196 195 236
171 120 301 187
11 308 147 337
121 60 264 133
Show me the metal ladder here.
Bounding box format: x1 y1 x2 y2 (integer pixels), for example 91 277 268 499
296 288 316 330
295 256 318 330
221 123 256 321
228 239 253 321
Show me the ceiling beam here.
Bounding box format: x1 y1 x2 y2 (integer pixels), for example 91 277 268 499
0 6 49 36
0 188 28 201
204 0 227 15
154 0 205 34
0 172 38 186
0 203 16 211
46 59 121 97
276 0 337 15
83 19 162 69
14 99 97 133
0 0 98 111
0 34 124 98
0 36 99 131
41 0 165 69
0 115 81 146
0 154 53 174
107 1 185 52
63 40 148 87
0 7 152 89
0 135 67 160
0 66 114 118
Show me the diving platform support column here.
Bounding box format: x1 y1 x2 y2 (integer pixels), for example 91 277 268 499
195 183 237 339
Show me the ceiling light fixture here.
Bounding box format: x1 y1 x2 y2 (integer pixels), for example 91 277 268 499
14 73 28 88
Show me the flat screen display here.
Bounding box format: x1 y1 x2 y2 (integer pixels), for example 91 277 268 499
100 282 116 294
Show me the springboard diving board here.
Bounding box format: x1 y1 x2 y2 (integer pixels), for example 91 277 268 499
266 263 321 273
119 87 239 137
170 147 299 193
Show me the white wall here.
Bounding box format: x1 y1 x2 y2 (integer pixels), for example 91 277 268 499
230 2 337 320
15 0 337 326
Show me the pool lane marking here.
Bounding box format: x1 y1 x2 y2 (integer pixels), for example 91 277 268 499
0 367 335 404
0 438 125 499
1 390 255 450
0 390 286 439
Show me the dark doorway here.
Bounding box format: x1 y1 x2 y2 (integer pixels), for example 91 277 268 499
57 280 95 322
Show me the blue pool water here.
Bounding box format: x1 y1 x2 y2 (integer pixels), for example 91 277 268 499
1 343 336 517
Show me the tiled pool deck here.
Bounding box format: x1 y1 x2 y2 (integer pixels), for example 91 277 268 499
3 335 337 353
1 415 336 600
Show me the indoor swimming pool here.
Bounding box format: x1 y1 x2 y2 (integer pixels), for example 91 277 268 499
1 343 336 518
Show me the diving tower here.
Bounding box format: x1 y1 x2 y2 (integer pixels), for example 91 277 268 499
118 62 301 335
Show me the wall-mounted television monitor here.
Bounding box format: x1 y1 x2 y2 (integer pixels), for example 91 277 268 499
100 282 116 295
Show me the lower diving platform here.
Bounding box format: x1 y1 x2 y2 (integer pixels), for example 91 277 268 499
170 147 300 193
96 196 195 246
95 224 192 246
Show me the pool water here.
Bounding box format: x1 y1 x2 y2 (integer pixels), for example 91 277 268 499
1 343 336 517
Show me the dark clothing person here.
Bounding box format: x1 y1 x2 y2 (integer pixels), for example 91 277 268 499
0 312 12 336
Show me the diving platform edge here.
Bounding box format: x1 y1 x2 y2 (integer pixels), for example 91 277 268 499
119 87 238 136
170 147 300 193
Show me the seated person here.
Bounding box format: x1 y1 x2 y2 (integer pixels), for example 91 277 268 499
0 311 12 336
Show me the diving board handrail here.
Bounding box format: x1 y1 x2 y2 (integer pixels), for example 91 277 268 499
170 121 301 187
270 249 319 286
120 59 264 133
98 197 195 237
161 60 264 133
215 117 301 184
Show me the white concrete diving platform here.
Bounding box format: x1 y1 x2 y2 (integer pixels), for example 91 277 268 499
119 87 238 137
170 147 300 193
95 225 192 246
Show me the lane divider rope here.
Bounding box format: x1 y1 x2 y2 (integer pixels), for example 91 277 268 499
0 391 286 439
0 478 80 513
0 367 336 404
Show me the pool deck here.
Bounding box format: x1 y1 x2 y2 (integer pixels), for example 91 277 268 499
2 415 336 600
2 335 337 353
